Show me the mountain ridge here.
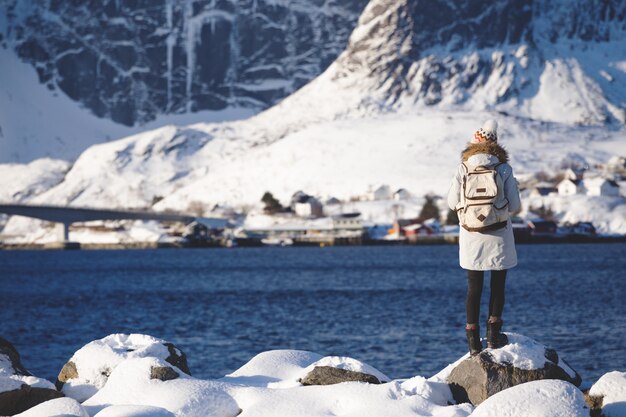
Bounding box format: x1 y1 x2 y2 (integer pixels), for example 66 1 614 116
1 0 625 238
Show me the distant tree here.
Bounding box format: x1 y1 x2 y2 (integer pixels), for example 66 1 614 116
261 192 283 214
446 209 459 225
419 195 440 221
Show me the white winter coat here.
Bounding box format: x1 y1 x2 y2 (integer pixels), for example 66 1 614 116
447 150 521 271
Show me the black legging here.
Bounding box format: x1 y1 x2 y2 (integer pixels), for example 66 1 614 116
466 270 507 325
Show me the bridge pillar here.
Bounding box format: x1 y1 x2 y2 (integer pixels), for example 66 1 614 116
54 222 70 242
47 222 79 249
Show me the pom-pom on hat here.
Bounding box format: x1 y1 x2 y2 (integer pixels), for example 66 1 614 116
472 119 498 143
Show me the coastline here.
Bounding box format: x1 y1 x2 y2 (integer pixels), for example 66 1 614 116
1 235 625 250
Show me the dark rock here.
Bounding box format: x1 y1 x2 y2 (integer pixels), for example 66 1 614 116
447 348 582 405
0 336 31 376
164 342 191 376
150 366 180 382
55 360 78 390
583 390 605 417
0 337 64 415
0 385 64 415
300 366 381 386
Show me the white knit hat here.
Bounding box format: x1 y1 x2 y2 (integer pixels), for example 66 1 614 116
472 120 498 143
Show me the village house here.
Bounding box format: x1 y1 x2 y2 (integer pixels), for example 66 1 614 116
294 196 323 218
290 191 324 218
557 178 583 196
331 213 363 232
583 177 620 197
393 188 411 200
369 185 392 201
606 156 626 177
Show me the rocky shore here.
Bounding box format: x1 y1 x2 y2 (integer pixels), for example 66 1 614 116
1 333 624 417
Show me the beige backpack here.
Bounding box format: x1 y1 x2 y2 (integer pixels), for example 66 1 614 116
456 162 509 232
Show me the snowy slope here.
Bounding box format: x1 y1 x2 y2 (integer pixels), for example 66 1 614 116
2 0 626 237
0 46 255 163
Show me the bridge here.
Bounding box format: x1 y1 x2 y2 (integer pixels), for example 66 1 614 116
0 204 227 244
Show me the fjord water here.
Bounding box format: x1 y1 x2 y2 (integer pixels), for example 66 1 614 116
1 244 624 384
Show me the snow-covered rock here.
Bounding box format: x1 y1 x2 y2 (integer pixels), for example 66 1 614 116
57 333 190 403
82 357 240 417
471 379 589 417
221 349 323 388
0 337 62 415
300 356 390 385
589 371 626 417
13 397 89 417
447 333 581 405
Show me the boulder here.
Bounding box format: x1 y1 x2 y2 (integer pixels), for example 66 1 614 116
13 397 88 417
589 371 626 417
447 333 581 405
300 366 381 386
1 337 63 415
150 366 179 382
299 355 390 387
471 379 589 417
0 337 30 376
56 334 190 402
82 357 240 417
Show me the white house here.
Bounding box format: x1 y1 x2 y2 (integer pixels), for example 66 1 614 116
607 156 626 174
393 188 411 200
294 197 324 218
369 185 392 201
557 179 583 196
584 178 620 197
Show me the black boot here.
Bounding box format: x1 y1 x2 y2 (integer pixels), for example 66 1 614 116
486 320 509 349
466 326 482 356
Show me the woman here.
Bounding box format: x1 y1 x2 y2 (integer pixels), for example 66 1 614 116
447 120 521 356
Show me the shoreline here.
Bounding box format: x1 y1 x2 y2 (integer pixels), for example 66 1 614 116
1 235 625 250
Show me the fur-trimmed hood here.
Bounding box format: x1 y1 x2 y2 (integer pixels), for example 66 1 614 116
461 142 508 163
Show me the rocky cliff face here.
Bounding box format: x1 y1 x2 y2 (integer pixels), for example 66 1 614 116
330 0 626 124
0 0 367 126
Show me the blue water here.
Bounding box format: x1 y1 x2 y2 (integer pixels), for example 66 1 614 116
1 244 625 384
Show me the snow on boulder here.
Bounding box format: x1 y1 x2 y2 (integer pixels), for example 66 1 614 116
299 356 390 386
227 376 473 417
221 349 323 387
0 337 63 415
400 376 455 407
93 404 176 417
471 379 588 417
56 333 190 402
447 333 581 405
13 397 89 417
82 357 239 417
589 371 626 417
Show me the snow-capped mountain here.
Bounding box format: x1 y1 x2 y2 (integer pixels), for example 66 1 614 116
2 0 626 236
1 0 366 126
0 0 366 162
